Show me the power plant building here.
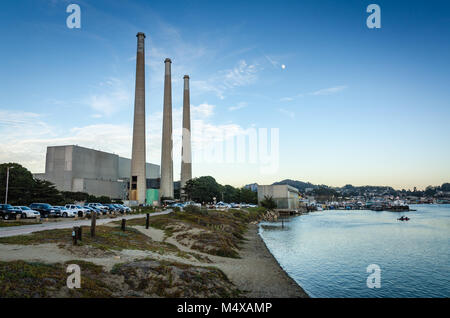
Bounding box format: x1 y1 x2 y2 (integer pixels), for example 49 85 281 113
34 145 160 200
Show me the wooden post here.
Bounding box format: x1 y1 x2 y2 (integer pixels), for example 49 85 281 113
91 211 96 238
146 213 149 229
72 227 77 245
121 218 126 231
281 218 284 228
77 226 82 241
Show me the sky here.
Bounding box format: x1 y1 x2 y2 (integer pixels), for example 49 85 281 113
0 0 449 190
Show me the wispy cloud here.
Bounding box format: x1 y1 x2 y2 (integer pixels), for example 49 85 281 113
228 102 248 111
310 85 348 96
279 85 348 102
264 54 279 68
192 60 261 99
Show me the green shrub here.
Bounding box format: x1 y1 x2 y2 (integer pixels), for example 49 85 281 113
260 195 277 211
184 205 201 214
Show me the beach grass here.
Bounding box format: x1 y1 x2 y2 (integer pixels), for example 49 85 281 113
0 225 179 254
0 220 42 227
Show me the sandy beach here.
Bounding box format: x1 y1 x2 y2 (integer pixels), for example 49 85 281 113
216 224 309 298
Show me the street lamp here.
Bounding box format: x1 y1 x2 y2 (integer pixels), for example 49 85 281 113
5 166 14 204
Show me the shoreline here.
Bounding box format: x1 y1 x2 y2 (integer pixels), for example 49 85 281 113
216 223 309 298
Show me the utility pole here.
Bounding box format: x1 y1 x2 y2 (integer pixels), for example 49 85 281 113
5 166 13 204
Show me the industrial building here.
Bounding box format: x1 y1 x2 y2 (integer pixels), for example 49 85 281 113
34 145 160 201
257 184 300 210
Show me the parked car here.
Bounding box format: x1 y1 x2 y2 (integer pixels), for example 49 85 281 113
162 200 176 207
104 204 120 213
86 203 110 214
29 203 60 218
0 204 21 220
169 202 184 208
183 201 201 208
116 204 131 213
65 204 89 217
54 206 78 218
239 203 257 208
112 204 126 214
86 203 109 210
215 201 231 209
83 206 102 216
15 206 40 219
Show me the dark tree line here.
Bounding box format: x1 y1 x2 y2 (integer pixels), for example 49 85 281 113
0 163 117 206
183 176 257 204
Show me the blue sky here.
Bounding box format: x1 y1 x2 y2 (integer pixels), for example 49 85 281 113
0 0 449 189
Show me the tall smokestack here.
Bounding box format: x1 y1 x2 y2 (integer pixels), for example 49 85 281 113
160 58 174 199
130 32 147 204
180 75 192 201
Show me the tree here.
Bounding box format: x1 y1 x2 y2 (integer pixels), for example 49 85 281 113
32 179 64 205
238 187 257 204
183 176 222 203
223 185 238 203
0 163 64 205
260 195 277 211
424 186 437 197
312 186 339 202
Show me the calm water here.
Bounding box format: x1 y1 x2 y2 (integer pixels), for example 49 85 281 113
259 204 450 298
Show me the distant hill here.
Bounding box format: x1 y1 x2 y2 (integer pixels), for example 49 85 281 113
272 179 318 192
250 179 450 196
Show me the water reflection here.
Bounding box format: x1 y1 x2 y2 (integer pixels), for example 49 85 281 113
259 205 450 298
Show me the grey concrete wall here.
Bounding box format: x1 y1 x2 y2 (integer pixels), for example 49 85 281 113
39 145 74 192
118 157 160 179
34 145 160 199
72 146 119 181
257 185 299 209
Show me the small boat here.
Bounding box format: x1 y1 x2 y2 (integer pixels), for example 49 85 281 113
397 216 410 221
